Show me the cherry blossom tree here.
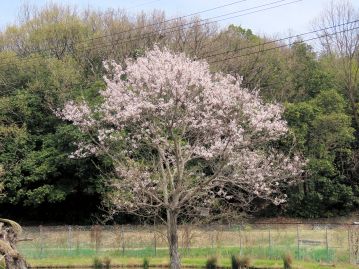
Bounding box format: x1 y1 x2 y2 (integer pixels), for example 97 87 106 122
56 46 303 269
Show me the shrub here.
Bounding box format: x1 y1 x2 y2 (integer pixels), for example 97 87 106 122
238 256 251 269
232 256 251 269
231 255 239 269
283 253 293 269
103 257 111 269
93 257 103 269
143 257 150 269
205 256 217 269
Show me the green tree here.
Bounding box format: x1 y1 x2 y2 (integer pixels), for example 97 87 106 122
0 50 110 222
285 89 357 217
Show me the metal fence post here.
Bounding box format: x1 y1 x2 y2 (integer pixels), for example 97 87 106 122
348 227 352 264
268 226 272 259
23 222 359 264
67 225 72 255
75 226 80 254
153 223 157 256
211 232 214 249
95 225 100 253
39 225 44 258
216 227 222 254
296 224 300 260
239 224 242 256
325 227 329 261
121 225 125 255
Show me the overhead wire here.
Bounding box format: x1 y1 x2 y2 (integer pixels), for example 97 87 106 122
0 0 251 62
3 1 359 98
208 24 359 64
203 19 359 60
85 0 303 54
0 0 302 66
2 24 355 94
68 0 303 59
203 23 359 93
5 0 357 90
2 2 356 73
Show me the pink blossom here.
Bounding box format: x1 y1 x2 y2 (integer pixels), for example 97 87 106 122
56 46 304 215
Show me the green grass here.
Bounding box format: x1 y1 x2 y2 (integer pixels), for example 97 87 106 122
25 256 358 269
18 224 354 266
20 246 356 269
19 245 342 263
17 226 354 269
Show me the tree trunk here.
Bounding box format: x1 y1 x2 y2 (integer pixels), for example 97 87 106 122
167 209 181 269
0 219 28 269
4 254 28 269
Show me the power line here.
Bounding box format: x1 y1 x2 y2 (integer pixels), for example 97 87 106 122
1 15 356 71
80 0 302 54
203 19 359 60
0 0 302 67
4 25 357 94
8 2 358 83
198 24 359 93
1 13 357 70
208 25 359 64
69 0 302 59
0 0 251 62
0 0 298 63
85 0 295 43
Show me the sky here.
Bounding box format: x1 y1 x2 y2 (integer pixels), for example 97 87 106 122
0 0 358 38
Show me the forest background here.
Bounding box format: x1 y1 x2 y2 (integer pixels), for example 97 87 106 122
0 1 358 224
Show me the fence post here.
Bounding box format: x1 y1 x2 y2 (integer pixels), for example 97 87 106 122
95 225 101 253
39 225 44 258
268 226 272 259
121 225 125 255
216 226 223 253
296 224 300 260
153 223 157 256
67 225 72 255
75 226 80 254
239 224 242 256
211 231 214 249
325 227 329 261
348 227 351 264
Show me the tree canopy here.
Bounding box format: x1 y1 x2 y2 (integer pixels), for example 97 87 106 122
56 46 303 269
0 2 358 222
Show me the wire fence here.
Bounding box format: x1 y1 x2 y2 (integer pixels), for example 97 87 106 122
17 223 359 264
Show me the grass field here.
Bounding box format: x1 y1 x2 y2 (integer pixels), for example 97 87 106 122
17 224 359 268
26 256 358 269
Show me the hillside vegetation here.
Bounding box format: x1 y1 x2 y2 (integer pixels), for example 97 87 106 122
0 3 358 223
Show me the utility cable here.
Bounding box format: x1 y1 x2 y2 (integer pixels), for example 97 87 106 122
0 0 302 66
203 19 359 60
0 0 251 62
208 25 359 64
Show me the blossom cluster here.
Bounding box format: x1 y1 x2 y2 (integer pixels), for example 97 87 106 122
56 46 304 213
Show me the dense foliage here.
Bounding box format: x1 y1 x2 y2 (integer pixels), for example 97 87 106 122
285 89 357 217
0 3 358 222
